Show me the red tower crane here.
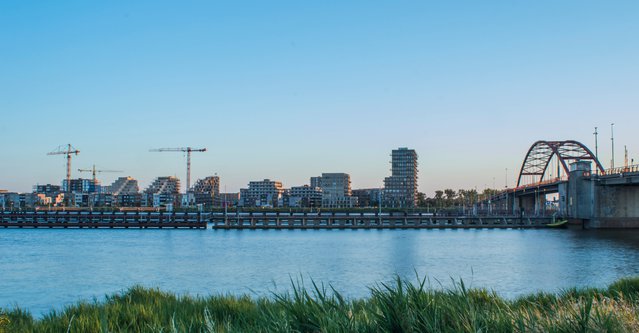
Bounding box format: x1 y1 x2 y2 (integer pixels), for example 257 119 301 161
149 147 207 193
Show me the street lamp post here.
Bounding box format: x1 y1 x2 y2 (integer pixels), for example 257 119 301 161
611 123 615 169
594 127 599 174
505 167 510 215
378 188 382 216
505 168 508 189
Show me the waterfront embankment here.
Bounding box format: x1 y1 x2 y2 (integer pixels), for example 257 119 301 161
1 277 639 332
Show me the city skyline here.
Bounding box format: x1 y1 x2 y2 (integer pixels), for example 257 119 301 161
1 138 628 197
3 2 639 328
1 1 637 194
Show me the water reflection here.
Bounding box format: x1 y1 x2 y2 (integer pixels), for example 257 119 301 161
1 228 639 316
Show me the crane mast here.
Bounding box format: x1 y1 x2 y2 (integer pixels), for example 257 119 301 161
149 147 207 195
47 144 80 200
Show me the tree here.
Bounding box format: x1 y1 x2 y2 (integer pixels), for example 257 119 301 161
457 189 467 206
444 189 456 206
416 192 427 207
434 190 444 208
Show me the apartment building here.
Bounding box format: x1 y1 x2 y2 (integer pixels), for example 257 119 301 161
352 188 382 208
218 192 240 207
144 176 181 207
316 173 358 208
383 147 418 208
239 179 284 207
107 177 139 195
192 176 220 207
288 185 322 207
62 178 100 193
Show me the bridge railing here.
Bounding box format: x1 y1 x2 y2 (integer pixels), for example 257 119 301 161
512 177 565 192
601 164 639 176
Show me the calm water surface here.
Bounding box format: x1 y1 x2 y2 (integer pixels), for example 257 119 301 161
2 228 639 315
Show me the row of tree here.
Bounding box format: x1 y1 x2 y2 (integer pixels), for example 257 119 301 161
416 188 502 208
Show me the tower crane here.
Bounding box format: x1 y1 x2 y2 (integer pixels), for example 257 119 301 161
149 147 207 193
47 144 80 194
78 165 123 183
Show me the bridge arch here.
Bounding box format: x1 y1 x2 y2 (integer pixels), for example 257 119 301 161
517 140 604 187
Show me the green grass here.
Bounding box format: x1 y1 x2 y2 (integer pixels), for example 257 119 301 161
2 277 639 332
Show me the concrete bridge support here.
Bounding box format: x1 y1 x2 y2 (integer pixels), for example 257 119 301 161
566 161 594 222
517 194 548 216
589 183 639 228
564 161 639 228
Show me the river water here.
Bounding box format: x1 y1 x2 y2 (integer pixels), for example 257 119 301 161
1 228 639 316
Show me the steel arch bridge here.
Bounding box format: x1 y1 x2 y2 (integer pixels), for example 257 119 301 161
517 140 604 187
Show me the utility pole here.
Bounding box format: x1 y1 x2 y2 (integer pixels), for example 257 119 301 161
611 123 615 169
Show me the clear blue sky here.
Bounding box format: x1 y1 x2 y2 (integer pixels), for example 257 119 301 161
1 1 637 195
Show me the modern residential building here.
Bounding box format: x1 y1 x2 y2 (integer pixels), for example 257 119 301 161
0 192 43 209
0 190 7 209
0 192 19 209
62 178 100 193
32 184 64 207
383 147 418 208
35 192 65 207
239 179 284 207
310 176 322 189
316 173 358 208
106 177 139 196
104 177 140 207
352 188 382 208
34 184 61 195
288 185 322 207
19 193 42 208
117 193 142 207
90 193 115 207
192 176 220 207
144 176 180 207
71 193 91 207
218 192 240 207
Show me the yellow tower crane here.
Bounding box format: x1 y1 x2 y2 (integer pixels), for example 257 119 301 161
77 165 123 183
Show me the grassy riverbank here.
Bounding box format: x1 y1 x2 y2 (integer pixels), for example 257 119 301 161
2 277 639 332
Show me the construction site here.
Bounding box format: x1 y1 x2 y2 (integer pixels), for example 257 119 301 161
0 144 219 211
1 144 421 212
